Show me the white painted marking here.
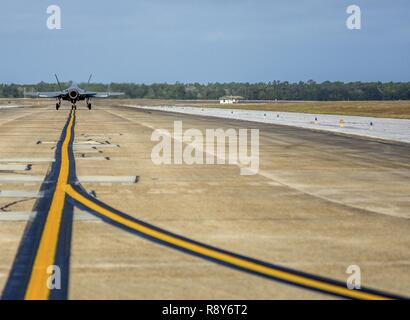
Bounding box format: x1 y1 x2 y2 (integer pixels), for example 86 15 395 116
0 190 43 198
78 176 138 183
73 147 100 153
0 158 54 163
74 144 117 149
0 211 36 221
0 105 24 109
0 175 137 184
0 175 44 183
74 141 101 145
0 164 30 171
76 157 109 161
0 210 101 221
87 144 119 149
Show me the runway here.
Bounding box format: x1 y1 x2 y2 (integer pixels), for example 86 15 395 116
0 103 409 299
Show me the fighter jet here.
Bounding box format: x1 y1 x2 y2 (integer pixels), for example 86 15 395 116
26 75 124 110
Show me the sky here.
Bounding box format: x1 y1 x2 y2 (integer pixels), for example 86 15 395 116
0 0 409 84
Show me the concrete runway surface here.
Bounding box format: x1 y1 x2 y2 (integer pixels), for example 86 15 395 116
0 103 409 299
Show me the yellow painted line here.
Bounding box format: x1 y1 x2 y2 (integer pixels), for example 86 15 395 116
24 111 75 300
65 184 390 300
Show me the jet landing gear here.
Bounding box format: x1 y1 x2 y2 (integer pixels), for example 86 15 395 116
71 104 77 110
56 99 61 110
86 98 92 110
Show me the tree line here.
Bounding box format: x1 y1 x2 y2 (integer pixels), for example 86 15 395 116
1 81 409 101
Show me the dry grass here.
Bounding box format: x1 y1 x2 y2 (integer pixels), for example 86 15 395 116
188 101 410 119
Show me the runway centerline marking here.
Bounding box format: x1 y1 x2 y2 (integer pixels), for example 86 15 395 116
2 109 405 300
2 110 75 300
24 110 74 300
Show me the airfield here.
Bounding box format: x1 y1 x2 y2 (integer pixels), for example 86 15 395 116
0 101 410 299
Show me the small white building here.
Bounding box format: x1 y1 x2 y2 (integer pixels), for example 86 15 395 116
219 95 244 104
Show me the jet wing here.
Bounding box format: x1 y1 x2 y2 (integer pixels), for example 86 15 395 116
82 91 124 98
25 91 64 98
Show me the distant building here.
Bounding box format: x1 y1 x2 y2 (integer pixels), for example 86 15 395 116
219 95 244 104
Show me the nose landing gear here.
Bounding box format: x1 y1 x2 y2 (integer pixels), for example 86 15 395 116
86 98 92 110
56 98 61 110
